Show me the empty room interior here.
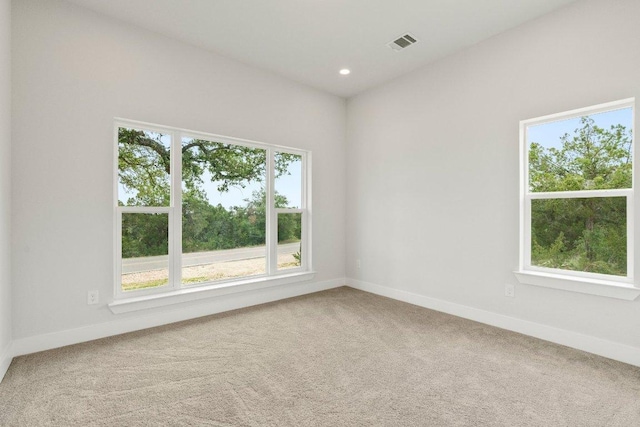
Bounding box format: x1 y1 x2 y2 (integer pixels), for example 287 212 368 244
1 0 640 425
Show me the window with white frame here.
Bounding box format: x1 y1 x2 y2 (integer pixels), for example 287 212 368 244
519 99 635 289
115 119 310 298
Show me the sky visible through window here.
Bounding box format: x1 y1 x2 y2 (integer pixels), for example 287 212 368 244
527 107 633 151
200 162 301 209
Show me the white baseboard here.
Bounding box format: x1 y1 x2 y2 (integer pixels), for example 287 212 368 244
10 278 344 359
0 342 11 382
347 278 640 368
7 276 635 384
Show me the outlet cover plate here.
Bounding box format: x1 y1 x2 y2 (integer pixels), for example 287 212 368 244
88 290 99 305
505 284 515 298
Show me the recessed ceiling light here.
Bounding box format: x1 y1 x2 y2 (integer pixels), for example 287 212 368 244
339 69 351 75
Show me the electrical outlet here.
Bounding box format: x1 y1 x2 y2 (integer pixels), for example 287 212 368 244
87 290 99 305
505 284 515 298
356 259 361 269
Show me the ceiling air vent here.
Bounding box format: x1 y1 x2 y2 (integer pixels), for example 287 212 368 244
387 33 418 51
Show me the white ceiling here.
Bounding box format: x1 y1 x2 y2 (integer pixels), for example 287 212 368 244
66 0 578 98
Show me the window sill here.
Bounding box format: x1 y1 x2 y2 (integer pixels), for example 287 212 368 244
514 270 640 301
109 271 316 314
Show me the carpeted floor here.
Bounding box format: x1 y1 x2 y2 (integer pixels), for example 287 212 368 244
0 287 639 426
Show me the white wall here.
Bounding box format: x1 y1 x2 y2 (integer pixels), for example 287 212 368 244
11 0 346 340
0 0 12 370
346 0 640 349
11 0 638 362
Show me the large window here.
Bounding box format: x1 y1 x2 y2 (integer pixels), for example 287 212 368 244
115 120 310 298
518 99 635 294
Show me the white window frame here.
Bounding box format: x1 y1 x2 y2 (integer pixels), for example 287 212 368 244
112 118 313 309
515 98 640 301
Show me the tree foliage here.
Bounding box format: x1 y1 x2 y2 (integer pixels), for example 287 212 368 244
118 129 298 205
121 213 169 258
119 128 301 258
530 116 631 276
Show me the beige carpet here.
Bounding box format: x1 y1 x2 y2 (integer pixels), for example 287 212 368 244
0 287 639 426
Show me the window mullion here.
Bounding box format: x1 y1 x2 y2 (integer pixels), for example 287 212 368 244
304 153 312 271
528 189 632 199
628 193 634 280
171 131 182 289
301 210 308 271
119 206 171 214
267 149 276 275
115 209 124 298
523 196 532 270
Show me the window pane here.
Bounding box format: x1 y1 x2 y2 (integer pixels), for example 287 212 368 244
181 138 266 285
528 108 633 192
274 152 302 208
531 197 626 276
121 213 169 291
277 212 302 270
118 127 171 206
